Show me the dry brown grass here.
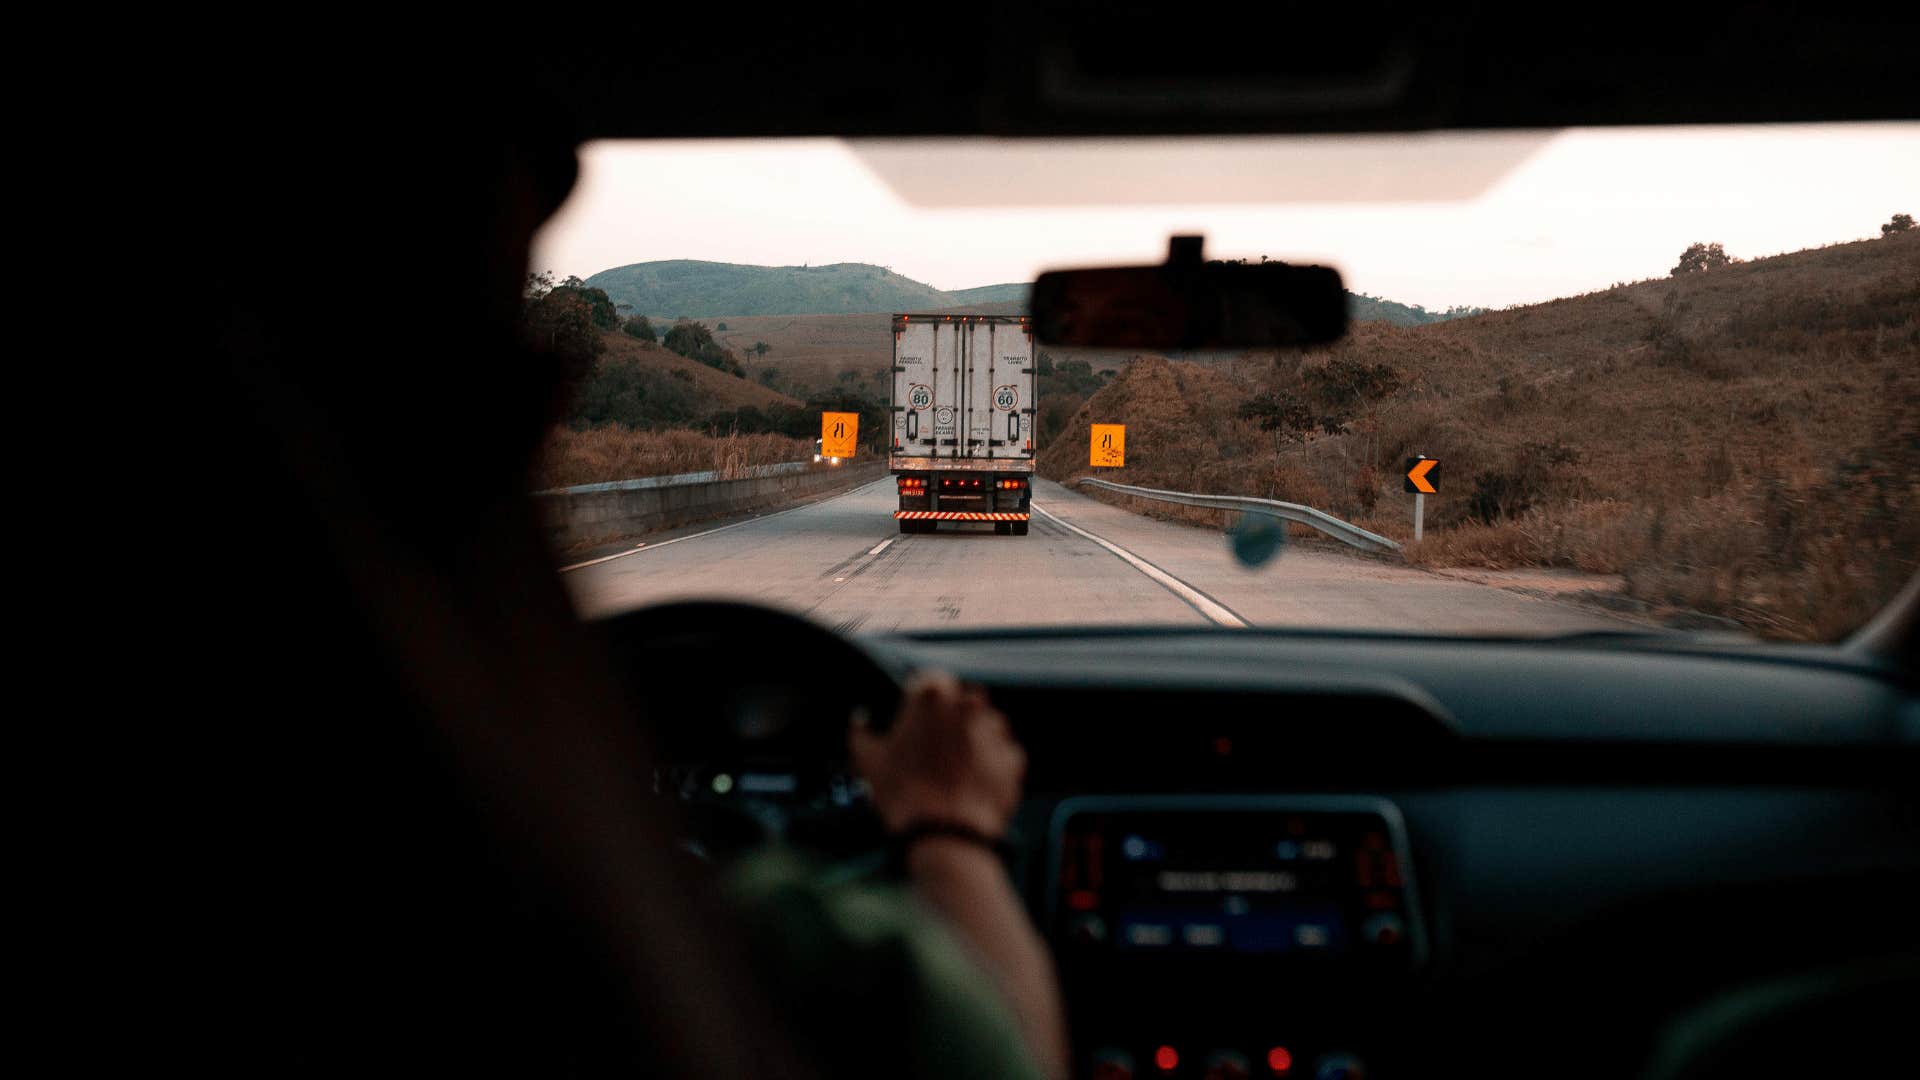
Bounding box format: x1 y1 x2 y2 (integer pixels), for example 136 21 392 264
1038 232 1920 639
535 427 814 489
710 311 1140 395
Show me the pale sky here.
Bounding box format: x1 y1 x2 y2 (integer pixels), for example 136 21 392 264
533 123 1919 312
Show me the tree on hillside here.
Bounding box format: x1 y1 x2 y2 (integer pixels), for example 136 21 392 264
1671 242 1732 276
1884 213 1915 236
568 359 702 429
623 314 657 342
663 320 745 377
523 274 605 382
1305 357 1402 411
1238 390 1323 445
527 274 619 330
752 342 771 359
1305 357 1405 464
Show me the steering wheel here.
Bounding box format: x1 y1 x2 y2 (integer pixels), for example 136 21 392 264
593 600 906 861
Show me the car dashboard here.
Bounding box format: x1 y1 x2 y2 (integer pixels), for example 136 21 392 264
631 622 1920 1080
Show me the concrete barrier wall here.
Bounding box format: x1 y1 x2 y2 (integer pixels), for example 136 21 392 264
535 460 885 551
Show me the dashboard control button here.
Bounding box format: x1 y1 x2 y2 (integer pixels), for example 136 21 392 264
1182 922 1225 947
1203 1049 1251 1080
1091 1048 1134 1080
1361 912 1405 946
1068 914 1108 945
1313 1052 1365 1080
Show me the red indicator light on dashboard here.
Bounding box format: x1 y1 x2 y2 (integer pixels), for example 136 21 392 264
1067 889 1099 911
1265 1047 1292 1075
1154 1046 1179 1073
1212 736 1232 756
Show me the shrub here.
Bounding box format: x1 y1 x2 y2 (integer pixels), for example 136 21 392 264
1882 213 1914 236
622 315 657 341
523 278 604 382
566 357 703 429
1467 440 1583 523
1671 242 1731 276
663 320 745 377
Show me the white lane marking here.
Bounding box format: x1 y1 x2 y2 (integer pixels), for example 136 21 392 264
559 478 889 573
867 538 894 556
559 543 647 571
1030 502 1248 628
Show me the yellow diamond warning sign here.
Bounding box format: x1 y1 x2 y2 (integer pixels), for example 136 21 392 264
821 412 859 458
1091 424 1126 468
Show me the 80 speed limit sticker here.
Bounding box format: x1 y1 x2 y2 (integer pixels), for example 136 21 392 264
907 384 933 409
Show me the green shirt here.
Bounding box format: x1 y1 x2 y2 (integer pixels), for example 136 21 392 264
728 849 1047 1080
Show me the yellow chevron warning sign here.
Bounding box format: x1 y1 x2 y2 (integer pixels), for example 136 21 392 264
1404 457 1439 494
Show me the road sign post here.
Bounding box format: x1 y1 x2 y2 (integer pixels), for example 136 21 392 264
1403 456 1439 542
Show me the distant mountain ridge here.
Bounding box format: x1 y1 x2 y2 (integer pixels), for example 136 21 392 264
1348 292 1484 327
585 260 979 318
583 258 1466 324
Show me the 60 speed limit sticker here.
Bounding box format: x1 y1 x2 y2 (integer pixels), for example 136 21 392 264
993 385 1019 411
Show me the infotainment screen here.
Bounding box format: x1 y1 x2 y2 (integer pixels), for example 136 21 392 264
1047 797 1424 966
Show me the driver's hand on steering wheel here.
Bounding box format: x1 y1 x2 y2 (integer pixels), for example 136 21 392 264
850 671 1024 840
848 672 1066 1078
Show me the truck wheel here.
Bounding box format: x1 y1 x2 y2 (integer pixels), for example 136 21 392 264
899 520 914 534
1013 521 1029 536
995 522 1011 536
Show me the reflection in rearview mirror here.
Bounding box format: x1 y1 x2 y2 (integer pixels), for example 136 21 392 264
1030 236 1348 350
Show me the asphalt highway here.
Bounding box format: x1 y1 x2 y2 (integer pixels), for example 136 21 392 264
562 478 1629 636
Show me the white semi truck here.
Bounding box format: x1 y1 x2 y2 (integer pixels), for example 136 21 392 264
889 313 1036 535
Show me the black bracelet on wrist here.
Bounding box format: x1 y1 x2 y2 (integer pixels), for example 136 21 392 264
885 821 1013 876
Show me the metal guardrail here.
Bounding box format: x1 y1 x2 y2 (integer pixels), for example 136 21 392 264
535 460 816 496
1071 477 1403 554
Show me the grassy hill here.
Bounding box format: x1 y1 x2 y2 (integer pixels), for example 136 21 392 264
1036 231 1920 640
586 261 961 318
587 259 1456 330
709 298 1451 399
947 283 1031 306
592 328 800 412
1349 292 1482 326
535 329 810 488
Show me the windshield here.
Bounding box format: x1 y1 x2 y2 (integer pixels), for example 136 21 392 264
531 126 1918 641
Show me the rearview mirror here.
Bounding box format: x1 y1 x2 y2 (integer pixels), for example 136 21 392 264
1030 236 1348 350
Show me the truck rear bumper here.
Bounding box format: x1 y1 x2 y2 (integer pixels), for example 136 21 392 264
893 511 1030 521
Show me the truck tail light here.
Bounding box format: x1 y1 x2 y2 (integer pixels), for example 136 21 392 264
996 479 1027 490
897 477 926 493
